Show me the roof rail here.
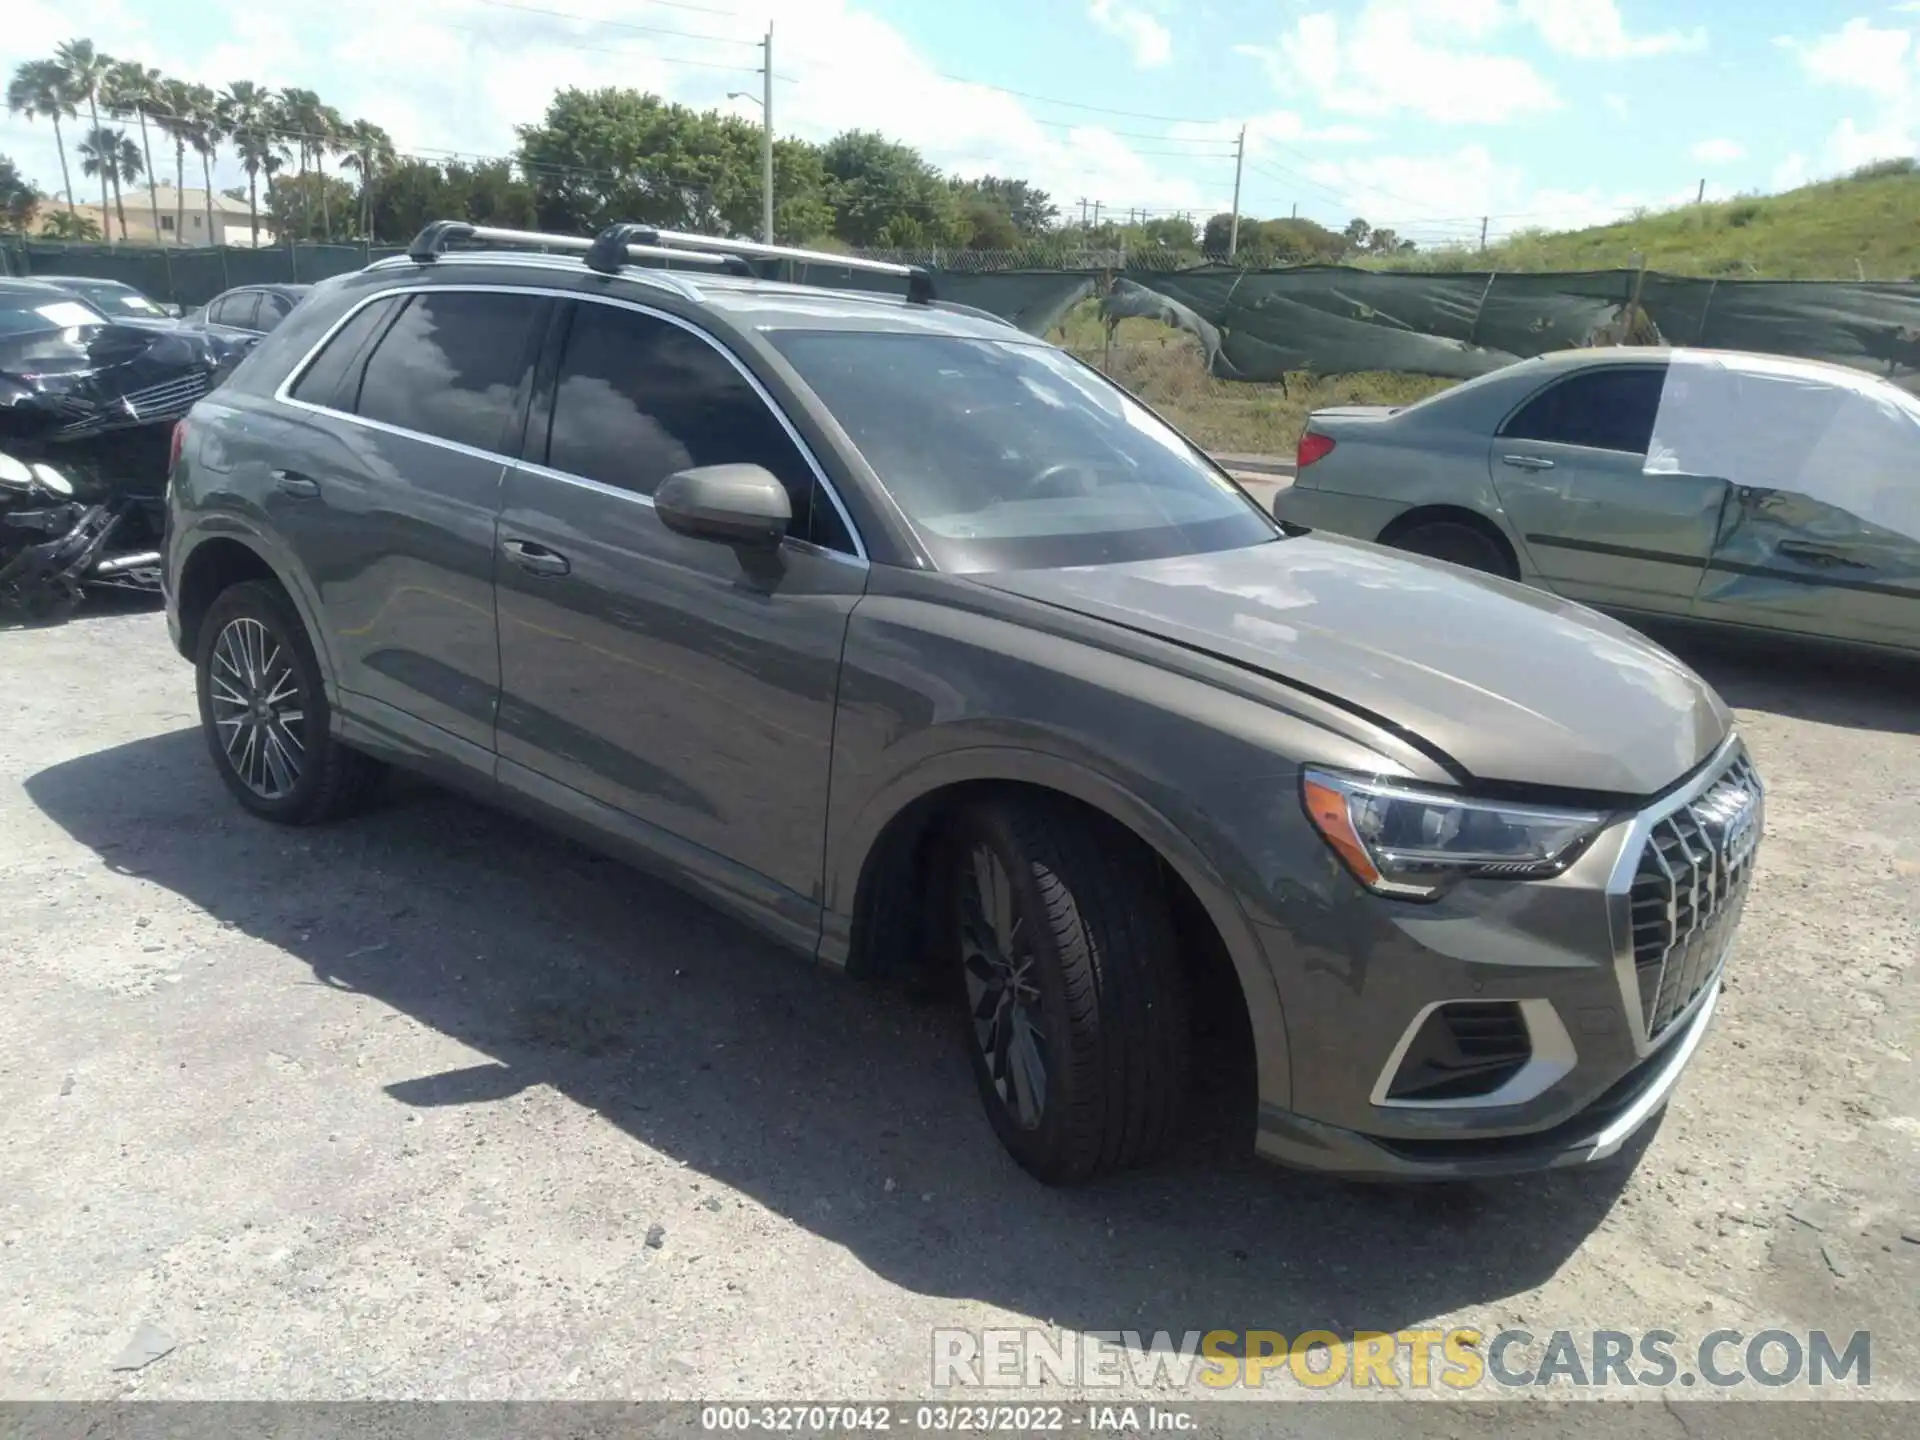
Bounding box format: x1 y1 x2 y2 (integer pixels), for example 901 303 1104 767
405 221 752 276
582 224 936 304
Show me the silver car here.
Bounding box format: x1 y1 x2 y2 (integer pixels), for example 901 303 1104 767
1275 347 1920 656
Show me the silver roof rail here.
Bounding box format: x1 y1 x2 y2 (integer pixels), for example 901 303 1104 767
406 221 753 277
405 220 936 304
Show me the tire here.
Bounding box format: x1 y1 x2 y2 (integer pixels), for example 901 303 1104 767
1384 520 1518 579
940 798 1190 1185
194 579 380 825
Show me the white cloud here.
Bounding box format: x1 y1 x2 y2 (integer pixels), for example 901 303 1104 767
1792 17 1920 175
1770 151 1811 191
1602 92 1630 117
1237 3 1561 126
1087 1 1173 69
1515 0 1707 59
1690 137 1745 163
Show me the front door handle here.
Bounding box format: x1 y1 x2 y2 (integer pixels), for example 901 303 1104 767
272 468 320 498
1500 454 1555 472
500 538 571 577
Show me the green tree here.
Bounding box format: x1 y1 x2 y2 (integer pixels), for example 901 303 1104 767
54 39 114 237
220 80 284 245
7 59 78 224
368 158 537 242
78 126 140 239
338 118 396 241
517 88 828 242
104 60 166 244
820 130 962 248
40 209 100 239
0 154 39 231
1342 216 1371 249
182 84 224 244
952 175 1057 237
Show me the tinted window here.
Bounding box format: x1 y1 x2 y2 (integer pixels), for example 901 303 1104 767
768 330 1275 572
288 297 403 409
544 301 841 548
1501 366 1666 454
357 291 544 454
258 293 294 331
210 292 258 330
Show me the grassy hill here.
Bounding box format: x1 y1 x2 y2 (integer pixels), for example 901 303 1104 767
1063 161 1920 454
1404 159 1920 281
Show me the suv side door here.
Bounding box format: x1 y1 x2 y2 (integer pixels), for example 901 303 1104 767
493 295 867 951
1488 363 1727 614
272 285 549 764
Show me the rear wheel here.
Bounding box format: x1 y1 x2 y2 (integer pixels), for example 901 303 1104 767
941 798 1189 1185
1384 519 1518 579
195 580 380 824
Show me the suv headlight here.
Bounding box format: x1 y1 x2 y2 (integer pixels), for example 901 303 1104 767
1301 769 1608 900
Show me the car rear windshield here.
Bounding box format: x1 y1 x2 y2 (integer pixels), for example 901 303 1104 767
767 329 1276 572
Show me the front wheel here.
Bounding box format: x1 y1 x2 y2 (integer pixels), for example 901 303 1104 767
942 799 1190 1185
194 579 380 824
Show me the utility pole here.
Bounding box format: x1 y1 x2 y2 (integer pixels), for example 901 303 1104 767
760 23 775 243
1479 215 1488 249
1227 123 1246 258
1290 202 1297 219
1079 197 1090 229
1695 177 1705 205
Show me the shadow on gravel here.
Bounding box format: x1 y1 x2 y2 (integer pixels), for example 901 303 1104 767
1639 624 1920 736
28 726 1648 1350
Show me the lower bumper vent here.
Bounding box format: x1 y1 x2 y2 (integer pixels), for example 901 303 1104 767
1384 1001 1531 1102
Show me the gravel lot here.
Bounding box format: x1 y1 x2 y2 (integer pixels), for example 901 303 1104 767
1 599 1915 1410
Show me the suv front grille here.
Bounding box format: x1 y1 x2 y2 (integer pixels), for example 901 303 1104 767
1629 750 1762 1040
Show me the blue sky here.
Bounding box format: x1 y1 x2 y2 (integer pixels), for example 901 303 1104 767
7 0 1919 247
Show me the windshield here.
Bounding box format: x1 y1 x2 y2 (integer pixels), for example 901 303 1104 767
768 330 1277 571
0 297 112 371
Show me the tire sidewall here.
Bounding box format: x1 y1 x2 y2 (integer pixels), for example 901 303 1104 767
941 806 1084 1177
194 582 331 822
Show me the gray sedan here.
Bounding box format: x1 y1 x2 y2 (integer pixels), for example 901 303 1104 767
1274 347 1920 656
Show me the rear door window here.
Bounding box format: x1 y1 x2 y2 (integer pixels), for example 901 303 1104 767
258 293 294 332
1500 366 1667 455
355 290 546 455
540 299 848 550
210 291 259 330
287 296 403 410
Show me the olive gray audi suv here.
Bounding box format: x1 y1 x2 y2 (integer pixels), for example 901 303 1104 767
163 223 1764 1185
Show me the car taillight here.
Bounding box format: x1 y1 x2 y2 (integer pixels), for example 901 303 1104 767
169 420 186 475
1296 431 1336 469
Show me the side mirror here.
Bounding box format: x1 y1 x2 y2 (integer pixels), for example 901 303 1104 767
654 464 791 549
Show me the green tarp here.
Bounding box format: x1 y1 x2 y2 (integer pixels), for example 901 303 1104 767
8 238 1917 389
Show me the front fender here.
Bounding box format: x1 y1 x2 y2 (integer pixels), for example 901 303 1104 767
823 736 1295 1115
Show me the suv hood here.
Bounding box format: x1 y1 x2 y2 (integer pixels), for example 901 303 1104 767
969 534 1730 797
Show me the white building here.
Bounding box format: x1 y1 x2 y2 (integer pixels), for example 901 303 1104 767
62 185 276 248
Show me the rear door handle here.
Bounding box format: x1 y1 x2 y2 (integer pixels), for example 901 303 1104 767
1500 454 1555 472
1776 539 1866 569
500 538 571 577
272 468 320 498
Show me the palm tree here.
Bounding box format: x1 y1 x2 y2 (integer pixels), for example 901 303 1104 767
219 80 283 246
78 125 141 240
105 60 166 244
315 102 345 240
53 40 113 238
186 85 224 244
156 77 197 240
339 118 395 241
40 210 101 240
7 59 78 223
277 87 320 240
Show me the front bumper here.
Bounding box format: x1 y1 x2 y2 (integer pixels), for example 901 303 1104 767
1242 734 1761 1179
1255 978 1719 1178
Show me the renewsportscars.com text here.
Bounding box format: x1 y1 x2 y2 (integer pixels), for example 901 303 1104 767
931 1327 1872 1391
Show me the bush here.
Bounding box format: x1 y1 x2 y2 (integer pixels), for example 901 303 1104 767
1726 201 1763 229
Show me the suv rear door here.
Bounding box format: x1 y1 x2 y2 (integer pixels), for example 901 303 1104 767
274 285 549 764
493 295 867 951
1489 362 1726 614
